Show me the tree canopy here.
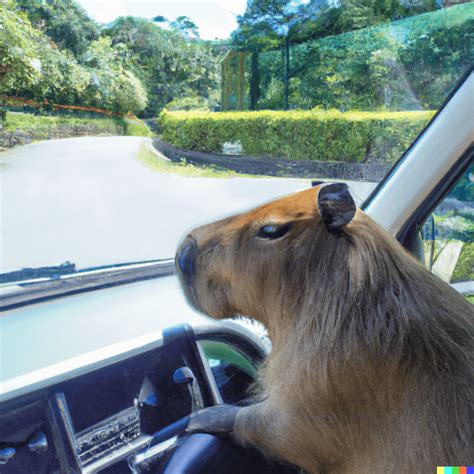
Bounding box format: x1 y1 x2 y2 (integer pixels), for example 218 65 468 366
232 0 438 51
1 0 225 116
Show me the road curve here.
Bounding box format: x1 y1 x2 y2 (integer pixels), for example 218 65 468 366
0 136 376 271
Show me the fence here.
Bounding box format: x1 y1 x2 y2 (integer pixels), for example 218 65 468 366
0 96 127 119
221 3 473 112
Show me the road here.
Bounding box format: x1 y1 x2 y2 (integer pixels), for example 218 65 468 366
0 137 376 271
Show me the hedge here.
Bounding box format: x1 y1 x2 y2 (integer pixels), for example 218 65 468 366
159 109 434 163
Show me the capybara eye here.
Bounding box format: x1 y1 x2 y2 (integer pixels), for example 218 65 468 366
257 223 291 240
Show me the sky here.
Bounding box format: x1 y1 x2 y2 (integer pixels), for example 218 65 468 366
77 0 248 40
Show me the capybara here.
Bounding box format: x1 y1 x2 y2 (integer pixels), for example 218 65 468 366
176 183 473 473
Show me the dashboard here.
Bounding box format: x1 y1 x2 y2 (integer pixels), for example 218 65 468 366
0 323 292 473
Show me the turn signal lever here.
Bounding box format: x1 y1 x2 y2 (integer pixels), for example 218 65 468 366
173 366 204 412
136 366 204 435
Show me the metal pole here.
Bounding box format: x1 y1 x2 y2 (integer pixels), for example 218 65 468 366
284 35 290 110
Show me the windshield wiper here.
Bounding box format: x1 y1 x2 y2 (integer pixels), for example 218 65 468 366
0 261 77 284
0 258 176 311
0 259 175 285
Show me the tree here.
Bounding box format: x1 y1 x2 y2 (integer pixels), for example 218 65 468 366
104 17 222 116
170 16 200 40
232 0 439 110
233 1 323 109
14 0 99 57
0 5 42 94
81 37 148 113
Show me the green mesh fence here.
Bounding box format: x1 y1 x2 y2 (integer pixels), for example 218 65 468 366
234 3 474 111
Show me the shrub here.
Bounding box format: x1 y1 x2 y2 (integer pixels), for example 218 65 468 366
158 109 434 163
165 96 211 111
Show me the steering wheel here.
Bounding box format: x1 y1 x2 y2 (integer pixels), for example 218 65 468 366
159 433 298 473
133 405 298 473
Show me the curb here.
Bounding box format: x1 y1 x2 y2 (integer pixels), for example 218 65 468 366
153 138 391 182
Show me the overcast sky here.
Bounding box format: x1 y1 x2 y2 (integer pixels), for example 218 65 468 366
77 0 248 40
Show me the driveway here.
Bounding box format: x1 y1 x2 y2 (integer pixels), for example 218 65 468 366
0 136 376 271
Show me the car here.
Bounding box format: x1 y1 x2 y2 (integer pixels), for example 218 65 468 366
0 68 472 473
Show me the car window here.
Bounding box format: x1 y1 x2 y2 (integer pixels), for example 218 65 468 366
1 1 473 279
420 163 473 301
199 340 258 404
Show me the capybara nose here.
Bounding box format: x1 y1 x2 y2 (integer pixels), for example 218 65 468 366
177 237 197 281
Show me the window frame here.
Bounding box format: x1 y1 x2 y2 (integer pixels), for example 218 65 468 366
397 147 473 253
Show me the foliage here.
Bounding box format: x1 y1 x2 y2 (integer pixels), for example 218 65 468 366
159 109 433 163
3 110 124 137
103 16 224 116
1 2 222 116
451 243 474 284
435 212 474 243
169 16 200 40
253 4 473 111
3 110 152 138
319 0 437 34
122 116 153 137
15 0 99 57
0 5 148 114
165 96 211 111
232 0 437 52
449 169 474 202
138 142 256 178
0 5 42 94
80 37 148 113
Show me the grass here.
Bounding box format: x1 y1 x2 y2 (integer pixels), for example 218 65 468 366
137 141 259 178
4 111 123 135
424 240 473 284
451 242 474 284
123 116 153 137
3 111 153 138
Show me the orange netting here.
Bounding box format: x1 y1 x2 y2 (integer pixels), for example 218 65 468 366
0 96 134 118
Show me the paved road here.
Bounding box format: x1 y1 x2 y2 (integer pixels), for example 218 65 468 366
0 137 376 271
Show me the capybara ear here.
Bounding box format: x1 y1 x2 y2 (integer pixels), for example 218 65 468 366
317 183 356 233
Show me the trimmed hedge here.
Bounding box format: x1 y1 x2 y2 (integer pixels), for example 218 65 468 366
159 109 434 163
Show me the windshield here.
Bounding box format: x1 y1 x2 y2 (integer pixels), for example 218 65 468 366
1 0 472 280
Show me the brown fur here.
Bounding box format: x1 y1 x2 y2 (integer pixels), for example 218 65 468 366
176 186 474 473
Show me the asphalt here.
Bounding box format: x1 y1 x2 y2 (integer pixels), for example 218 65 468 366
0 137 377 271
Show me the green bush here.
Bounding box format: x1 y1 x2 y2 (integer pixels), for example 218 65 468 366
159 109 434 163
165 96 211 112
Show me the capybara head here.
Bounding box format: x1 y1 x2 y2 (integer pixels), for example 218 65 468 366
176 183 361 333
